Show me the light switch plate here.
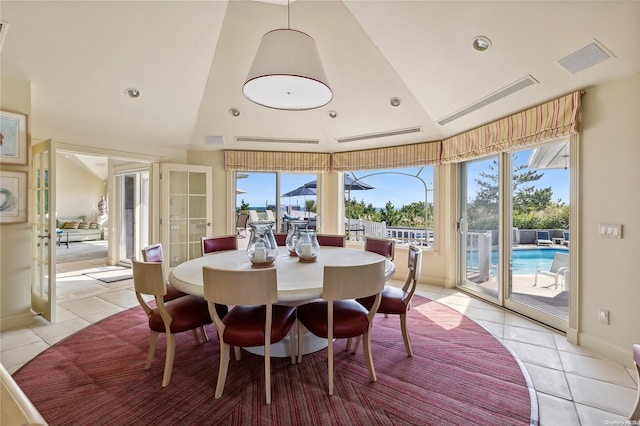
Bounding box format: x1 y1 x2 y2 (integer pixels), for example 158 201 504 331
598 223 623 239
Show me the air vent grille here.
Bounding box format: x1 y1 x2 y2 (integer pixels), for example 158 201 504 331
437 75 538 126
557 40 612 74
336 126 422 143
235 136 319 144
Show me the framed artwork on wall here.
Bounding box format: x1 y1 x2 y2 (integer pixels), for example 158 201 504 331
0 170 28 223
0 110 28 165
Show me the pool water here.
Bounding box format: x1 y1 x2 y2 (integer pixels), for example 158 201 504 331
493 248 569 275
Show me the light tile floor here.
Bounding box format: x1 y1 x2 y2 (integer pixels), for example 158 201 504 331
1 258 638 426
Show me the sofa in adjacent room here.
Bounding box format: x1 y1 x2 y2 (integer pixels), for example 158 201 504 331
56 217 103 242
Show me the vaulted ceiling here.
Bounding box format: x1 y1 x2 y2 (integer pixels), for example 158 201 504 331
2 1 639 156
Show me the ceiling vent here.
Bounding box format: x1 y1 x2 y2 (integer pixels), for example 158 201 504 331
205 136 224 145
557 40 613 74
0 20 8 52
235 136 319 144
336 126 422 144
437 75 538 126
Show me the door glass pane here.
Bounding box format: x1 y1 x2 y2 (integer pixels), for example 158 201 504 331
508 142 570 320
460 156 499 300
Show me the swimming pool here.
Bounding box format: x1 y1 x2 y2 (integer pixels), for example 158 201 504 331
493 247 569 275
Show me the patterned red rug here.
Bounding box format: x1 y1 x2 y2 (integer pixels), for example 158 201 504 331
13 296 537 425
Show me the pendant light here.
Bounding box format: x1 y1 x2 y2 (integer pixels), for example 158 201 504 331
242 1 332 110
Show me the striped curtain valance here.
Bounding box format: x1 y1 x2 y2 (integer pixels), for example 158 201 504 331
441 91 581 163
224 150 331 172
332 141 441 172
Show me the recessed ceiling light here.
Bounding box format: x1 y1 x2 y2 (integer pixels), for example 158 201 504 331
472 36 491 52
328 110 337 118
229 108 240 117
390 97 401 107
124 87 140 98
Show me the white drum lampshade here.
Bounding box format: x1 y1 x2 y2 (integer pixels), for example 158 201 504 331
243 29 332 111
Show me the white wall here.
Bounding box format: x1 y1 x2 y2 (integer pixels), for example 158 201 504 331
578 72 640 365
56 154 105 220
0 76 33 330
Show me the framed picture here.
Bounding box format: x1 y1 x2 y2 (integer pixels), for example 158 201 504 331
0 110 28 165
0 170 28 223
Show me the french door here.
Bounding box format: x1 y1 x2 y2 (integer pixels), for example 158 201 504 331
116 170 150 264
458 139 572 331
31 139 56 322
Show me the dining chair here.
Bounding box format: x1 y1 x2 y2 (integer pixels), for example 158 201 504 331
202 266 296 404
296 259 386 395
274 233 288 246
141 243 187 302
355 245 423 357
201 235 237 256
316 234 346 247
132 258 227 387
630 344 640 421
364 236 395 261
235 213 249 238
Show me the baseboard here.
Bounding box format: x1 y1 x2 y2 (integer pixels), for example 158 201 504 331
0 311 35 332
578 332 634 369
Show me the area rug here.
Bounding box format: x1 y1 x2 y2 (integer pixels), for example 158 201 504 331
84 268 132 283
56 241 108 263
13 296 537 425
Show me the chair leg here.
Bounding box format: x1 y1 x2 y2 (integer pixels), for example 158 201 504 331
345 337 353 352
162 332 176 387
215 342 231 399
289 325 296 365
265 341 271 405
400 314 413 357
200 326 209 342
328 330 334 396
145 331 159 369
191 329 199 344
234 346 241 361
362 331 377 383
351 335 361 354
297 321 304 364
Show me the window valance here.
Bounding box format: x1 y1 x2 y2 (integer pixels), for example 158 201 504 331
332 141 441 172
224 150 331 172
440 91 581 163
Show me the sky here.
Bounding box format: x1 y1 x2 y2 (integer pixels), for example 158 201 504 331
236 149 569 210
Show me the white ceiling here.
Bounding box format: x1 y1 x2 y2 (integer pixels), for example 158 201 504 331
2 1 639 156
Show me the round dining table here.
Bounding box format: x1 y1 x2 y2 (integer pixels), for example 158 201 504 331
168 246 395 357
168 246 395 304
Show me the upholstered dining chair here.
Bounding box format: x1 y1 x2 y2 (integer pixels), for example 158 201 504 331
141 243 187 302
364 236 395 261
132 258 227 387
296 259 386 395
316 234 346 247
201 235 237 256
355 244 423 357
202 266 296 404
630 344 640 421
274 233 288 246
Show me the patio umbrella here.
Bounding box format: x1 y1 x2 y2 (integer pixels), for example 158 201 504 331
300 173 375 191
281 186 317 217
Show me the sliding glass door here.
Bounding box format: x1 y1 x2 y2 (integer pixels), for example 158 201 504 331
458 140 571 331
117 170 149 265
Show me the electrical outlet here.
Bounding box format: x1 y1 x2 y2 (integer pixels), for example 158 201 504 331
599 309 609 325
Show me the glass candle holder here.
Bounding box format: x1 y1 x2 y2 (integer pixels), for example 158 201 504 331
247 222 278 268
295 230 320 263
285 221 304 256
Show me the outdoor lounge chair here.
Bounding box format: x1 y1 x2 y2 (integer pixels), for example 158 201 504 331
235 213 249 238
562 231 570 246
534 252 569 289
535 230 553 246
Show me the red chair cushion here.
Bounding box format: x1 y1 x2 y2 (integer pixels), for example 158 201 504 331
203 237 236 254
358 286 408 314
297 300 369 339
148 295 225 333
163 284 188 302
222 305 295 347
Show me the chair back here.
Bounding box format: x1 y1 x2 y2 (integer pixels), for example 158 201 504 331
141 243 163 263
265 210 275 221
202 235 237 256
235 213 249 229
563 231 569 241
323 259 385 301
132 258 166 297
550 253 569 273
249 210 260 222
202 267 278 307
364 236 395 260
408 244 423 280
274 233 287 246
316 234 346 247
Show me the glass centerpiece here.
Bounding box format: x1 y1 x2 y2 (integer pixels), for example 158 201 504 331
285 221 305 256
246 222 278 268
295 229 320 263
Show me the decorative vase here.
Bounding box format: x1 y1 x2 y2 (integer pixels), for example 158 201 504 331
285 221 304 256
247 222 278 268
295 229 320 263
